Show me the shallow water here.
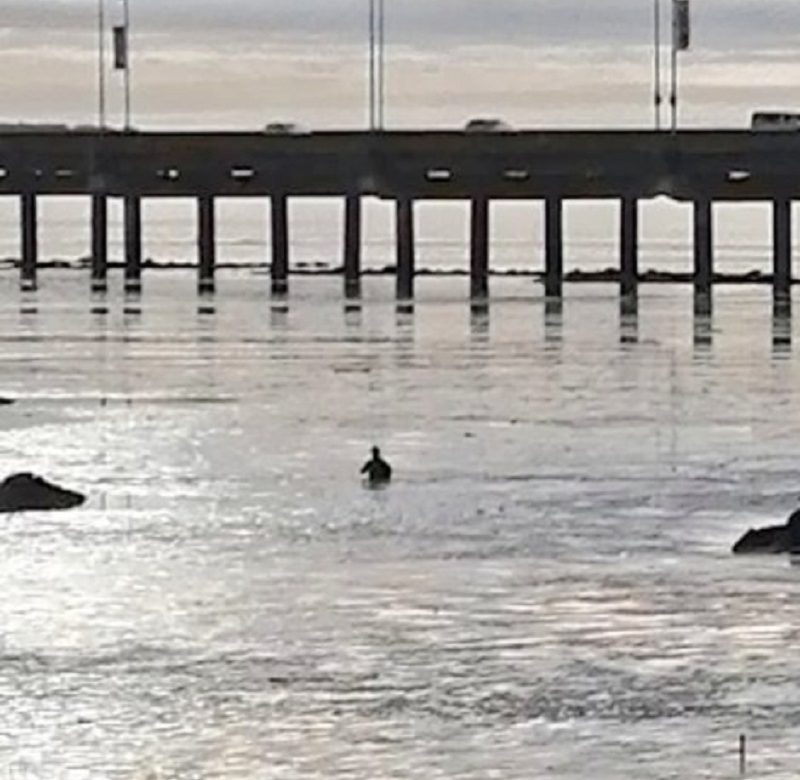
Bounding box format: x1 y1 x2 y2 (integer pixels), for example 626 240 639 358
0 272 799 778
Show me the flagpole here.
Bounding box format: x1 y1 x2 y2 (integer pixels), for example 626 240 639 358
123 0 132 131
653 0 661 130
98 0 106 129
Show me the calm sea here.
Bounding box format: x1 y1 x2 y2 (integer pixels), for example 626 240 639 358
0 207 798 779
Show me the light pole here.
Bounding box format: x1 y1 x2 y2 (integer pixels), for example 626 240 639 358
377 0 385 129
98 0 107 128
122 0 132 130
369 0 375 130
653 0 662 130
670 0 678 132
670 0 690 133
368 0 385 131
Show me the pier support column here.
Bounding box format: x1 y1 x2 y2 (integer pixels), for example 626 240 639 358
470 197 490 301
396 197 415 301
773 198 792 302
693 198 713 298
91 194 108 292
271 194 289 297
620 197 639 298
124 195 142 294
198 195 216 295
20 193 37 291
343 195 362 300
545 197 563 298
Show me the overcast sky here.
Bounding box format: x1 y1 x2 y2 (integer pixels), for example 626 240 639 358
1 0 799 129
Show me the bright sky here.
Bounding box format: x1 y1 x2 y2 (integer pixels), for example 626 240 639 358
0 0 798 129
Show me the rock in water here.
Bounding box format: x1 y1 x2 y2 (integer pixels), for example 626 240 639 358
0 473 85 513
732 525 789 554
0 398 14 406
732 509 800 554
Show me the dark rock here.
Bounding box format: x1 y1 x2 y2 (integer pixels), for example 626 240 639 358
0 398 13 405
0 473 85 513
732 525 789 554
733 509 800 554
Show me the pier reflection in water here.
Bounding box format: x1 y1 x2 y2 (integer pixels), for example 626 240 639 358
544 298 563 347
693 292 713 351
469 304 490 343
619 295 639 345
270 300 289 330
772 295 792 354
344 302 363 330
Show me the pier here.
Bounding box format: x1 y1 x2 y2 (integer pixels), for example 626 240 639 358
1 128 799 304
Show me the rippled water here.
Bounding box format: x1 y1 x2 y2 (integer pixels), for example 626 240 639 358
0 272 799 778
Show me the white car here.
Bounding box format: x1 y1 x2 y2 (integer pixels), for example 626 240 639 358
751 112 800 132
263 122 310 135
463 118 514 133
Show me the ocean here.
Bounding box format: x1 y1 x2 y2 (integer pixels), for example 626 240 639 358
0 202 798 778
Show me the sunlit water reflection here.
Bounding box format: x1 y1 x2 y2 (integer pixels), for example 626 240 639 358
0 272 798 778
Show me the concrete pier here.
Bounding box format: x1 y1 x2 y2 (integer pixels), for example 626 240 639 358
470 197 490 300
773 198 792 299
620 197 638 297
545 198 564 298
20 193 37 291
1 129 799 308
396 198 415 301
91 194 108 292
271 194 289 297
693 199 713 298
198 196 216 295
124 195 142 294
344 195 362 299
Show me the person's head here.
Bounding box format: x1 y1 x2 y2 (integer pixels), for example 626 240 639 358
372 446 380 458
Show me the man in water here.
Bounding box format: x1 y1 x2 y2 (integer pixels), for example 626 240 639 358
361 446 392 487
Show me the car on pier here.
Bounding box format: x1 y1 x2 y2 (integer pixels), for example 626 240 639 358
263 122 311 136
463 118 514 133
751 112 800 132
0 123 69 134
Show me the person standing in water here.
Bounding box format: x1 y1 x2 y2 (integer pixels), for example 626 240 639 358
361 446 392 487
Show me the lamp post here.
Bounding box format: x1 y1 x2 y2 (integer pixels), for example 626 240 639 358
122 0 132 130
670 0 678 132
377 0 385 129
98 0 106 128
369 0 375 130
653 0 662 130
368 0 385 131
670 0 690 133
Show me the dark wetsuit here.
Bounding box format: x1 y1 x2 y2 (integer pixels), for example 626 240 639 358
361 454 392 486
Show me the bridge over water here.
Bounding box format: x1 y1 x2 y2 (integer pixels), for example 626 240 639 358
0 128 797 303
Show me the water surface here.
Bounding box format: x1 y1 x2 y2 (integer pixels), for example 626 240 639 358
0 273 798 779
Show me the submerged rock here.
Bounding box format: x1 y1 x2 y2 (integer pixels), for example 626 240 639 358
732 509 800 554
0 473 85 513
